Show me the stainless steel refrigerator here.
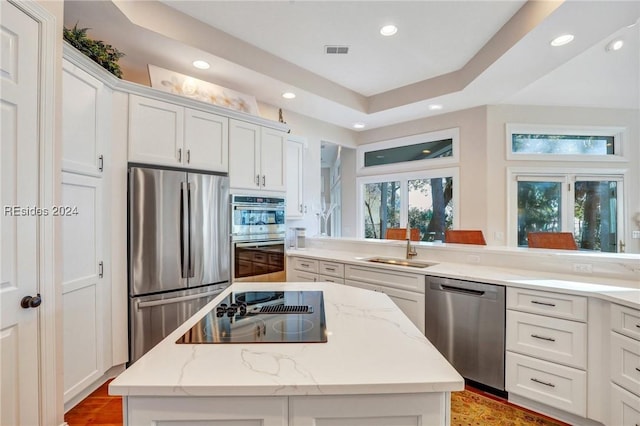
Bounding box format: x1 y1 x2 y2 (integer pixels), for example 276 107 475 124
128 165 230 364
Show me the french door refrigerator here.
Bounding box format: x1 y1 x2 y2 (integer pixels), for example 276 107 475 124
128 165 229 364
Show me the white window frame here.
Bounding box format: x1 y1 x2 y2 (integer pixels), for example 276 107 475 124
357 128 460 176
505 123 628 162
507 167 626 250
357 167 460 239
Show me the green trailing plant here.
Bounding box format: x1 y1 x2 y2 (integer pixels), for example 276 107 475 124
63 23 125 78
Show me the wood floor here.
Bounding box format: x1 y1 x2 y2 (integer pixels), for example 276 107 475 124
65 380 568 426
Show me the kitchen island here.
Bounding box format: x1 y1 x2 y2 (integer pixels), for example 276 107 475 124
109 281 464 425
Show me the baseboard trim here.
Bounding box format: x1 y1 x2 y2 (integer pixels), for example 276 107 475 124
64 364 126 413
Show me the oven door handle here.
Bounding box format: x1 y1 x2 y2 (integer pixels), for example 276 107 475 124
233 205 283 212
234 240 284 248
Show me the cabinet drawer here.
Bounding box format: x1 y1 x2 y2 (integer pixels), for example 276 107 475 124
287 270 317 283
506 351 586 416
506 310 587 369
611 331 640 397
345 265 424 293
507 288 587 321
612 303 640 341
318 261 344 278
318 275 344 285
611 382 640 426
292 257 318 273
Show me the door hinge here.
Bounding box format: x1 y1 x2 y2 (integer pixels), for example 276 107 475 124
98 261 104 278
98 155 104 172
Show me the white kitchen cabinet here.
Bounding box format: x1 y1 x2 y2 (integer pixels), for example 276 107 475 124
126 396 288 426
286 136 306 218
61 172 110 404
184 108 228 171
129 95 184 166
344 265 425 333
346 279 425 333
290 393 449 426
62 59 110 177
610 303 640 425
62 54 114 407
129 94 229 172
610 383 640 426
229 119 286 192
287 257 346 284
506 287 588 417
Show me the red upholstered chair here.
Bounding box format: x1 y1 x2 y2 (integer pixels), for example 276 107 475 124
527 232 578 250
444 230 487 245
385 228 420 241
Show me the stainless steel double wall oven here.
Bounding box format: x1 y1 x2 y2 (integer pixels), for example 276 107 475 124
231 195 286 282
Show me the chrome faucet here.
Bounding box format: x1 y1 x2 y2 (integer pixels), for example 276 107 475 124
406 228 417 259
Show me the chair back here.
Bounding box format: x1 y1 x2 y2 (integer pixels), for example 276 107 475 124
385 228 420 241
444 230 487 245
527 232 578 250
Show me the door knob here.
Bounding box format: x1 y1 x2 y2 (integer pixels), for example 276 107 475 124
21 294 42 309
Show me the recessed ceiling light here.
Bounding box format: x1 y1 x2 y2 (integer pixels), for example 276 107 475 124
428 104 443 111
380 25 398 36
192 60 210 70
353 122 366 129
606 39 624 52
422 149 431 154
282 92 296 99
550 34 574 47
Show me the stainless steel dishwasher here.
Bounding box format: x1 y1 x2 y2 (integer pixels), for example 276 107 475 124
425 276 506 391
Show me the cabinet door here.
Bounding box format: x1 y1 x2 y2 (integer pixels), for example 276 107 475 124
62 60 109 176
345 279 425 333
229 119 260 190
129 95 184 166
286 137 304 217
261 127 287 192
61 172 108 403
184 109 228 172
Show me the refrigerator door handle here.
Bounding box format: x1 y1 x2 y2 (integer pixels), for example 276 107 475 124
135 288 224 310
187 182 195 278
180 181 189 279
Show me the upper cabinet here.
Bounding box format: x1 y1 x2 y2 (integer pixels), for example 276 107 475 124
229 119 287 192
128 94 229 172
286 136 306 218
62 60 110 177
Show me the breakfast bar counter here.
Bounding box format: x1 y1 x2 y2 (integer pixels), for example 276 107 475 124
109 281 464 425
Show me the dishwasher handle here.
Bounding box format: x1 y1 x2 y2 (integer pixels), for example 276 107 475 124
440 284 486 296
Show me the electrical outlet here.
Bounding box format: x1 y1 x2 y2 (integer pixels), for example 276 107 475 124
632 230 640 239
572 263 593 273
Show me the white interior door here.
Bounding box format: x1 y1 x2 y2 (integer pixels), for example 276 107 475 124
1 2 41 425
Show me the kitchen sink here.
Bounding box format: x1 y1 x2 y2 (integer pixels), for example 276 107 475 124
365 257 437 268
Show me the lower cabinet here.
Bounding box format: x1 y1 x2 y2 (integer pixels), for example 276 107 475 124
610 382 640 426
344 265 425 334
506 287 588 417
610 303 640 425
125 393 450 426
287 257 425 333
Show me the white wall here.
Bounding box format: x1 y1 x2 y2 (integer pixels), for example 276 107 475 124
258 103 357 236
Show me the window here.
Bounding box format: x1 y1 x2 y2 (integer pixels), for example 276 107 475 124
506 124 626 161
359 168 458 242
511 171 624 252
357 128 459 174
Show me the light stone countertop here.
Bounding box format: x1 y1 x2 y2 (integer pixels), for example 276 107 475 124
109 281 464 397
287 248 640 309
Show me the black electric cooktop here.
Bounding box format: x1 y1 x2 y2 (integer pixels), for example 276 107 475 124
176 291 327 344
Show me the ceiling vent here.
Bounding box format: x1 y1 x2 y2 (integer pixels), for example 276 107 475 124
325 45 349 54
